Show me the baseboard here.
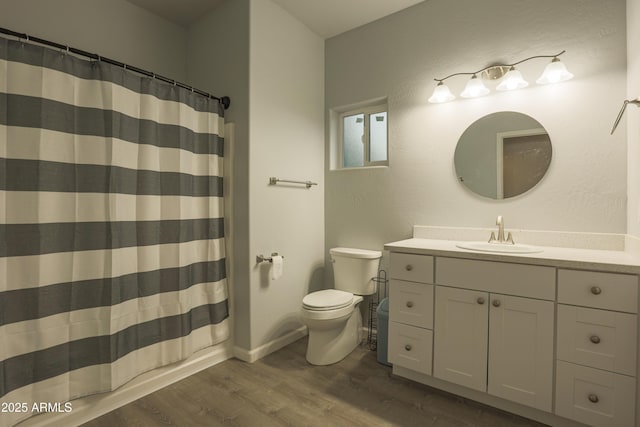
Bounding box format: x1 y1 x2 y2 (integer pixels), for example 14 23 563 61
234 326 308 363
17 341 234 427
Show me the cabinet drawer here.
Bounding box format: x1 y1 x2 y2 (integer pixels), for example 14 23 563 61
436 257 555 300
389 280 433 329
558 269 638 313
388 321 433 375
555 361 636 427
557 305 637 376
390 253 434 283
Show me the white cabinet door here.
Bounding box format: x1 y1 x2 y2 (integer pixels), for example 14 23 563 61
487 294 554 412
433 286 488 392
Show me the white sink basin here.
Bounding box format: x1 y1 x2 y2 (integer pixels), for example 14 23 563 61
456 241 543 254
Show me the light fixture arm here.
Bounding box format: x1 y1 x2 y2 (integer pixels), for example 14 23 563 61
610 98 640 135
434 50 567 82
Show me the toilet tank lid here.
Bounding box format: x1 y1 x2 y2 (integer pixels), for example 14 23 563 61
330 247 382 259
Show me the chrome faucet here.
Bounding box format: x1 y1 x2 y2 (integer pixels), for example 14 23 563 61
489 215 515 244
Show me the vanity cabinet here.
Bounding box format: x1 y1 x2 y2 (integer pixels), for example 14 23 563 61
434 258 555 412
384 241 640 427
555 269 638 427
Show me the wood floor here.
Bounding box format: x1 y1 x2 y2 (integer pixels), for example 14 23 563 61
84 337 547 427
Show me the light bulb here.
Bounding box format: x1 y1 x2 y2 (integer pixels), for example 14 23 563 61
496 67 529 91
536 57 574 84
428 81 455 103
460 75 490 98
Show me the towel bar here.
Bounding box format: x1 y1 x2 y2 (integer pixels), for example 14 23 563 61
269 177 317 189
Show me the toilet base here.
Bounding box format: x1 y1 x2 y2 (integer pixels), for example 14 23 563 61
305 309 362 365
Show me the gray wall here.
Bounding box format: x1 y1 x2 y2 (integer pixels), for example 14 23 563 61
247 0 324 351
0 0 188 81
187 0 252 350
325 0 627 281
188 0 324 353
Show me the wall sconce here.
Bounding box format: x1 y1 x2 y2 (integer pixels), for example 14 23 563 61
428 51 574 103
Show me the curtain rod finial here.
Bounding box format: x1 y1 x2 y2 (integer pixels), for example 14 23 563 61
220 96 231 110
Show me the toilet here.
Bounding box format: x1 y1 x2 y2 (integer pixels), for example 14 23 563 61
301 247 382 365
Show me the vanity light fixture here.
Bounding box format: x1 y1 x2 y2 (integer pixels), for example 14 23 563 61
429 50 573 103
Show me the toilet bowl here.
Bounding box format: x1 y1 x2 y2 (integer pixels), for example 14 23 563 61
301 247 381 365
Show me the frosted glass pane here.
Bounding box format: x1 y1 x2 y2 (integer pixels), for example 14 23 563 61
343 114 364 167
369 112 387 162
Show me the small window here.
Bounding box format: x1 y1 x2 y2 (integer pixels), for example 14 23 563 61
338 104 388 168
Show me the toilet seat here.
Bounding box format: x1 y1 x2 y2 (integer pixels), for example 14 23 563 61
303 289 353 311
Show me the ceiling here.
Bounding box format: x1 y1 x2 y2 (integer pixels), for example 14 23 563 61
126 0 425 39
126 0 225 27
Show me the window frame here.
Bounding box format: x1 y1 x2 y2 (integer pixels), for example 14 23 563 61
338 103 388 169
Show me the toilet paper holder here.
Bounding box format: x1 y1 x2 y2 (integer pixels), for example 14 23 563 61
256 253 285 264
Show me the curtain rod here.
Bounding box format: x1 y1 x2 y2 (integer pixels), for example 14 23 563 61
0 26 231 110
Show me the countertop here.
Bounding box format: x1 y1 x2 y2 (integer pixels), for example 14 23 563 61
384 238 640 274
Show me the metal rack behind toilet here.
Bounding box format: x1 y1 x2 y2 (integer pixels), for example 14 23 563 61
367 269 388 350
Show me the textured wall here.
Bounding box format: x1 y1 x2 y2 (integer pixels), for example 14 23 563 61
187 0 252 350
325 0 627 279
248 0 325 350
0 0 188 80
187 0 324 353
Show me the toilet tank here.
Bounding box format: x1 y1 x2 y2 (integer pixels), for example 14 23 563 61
330 247 382 295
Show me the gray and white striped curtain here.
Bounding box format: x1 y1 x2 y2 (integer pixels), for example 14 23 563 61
0 36 229 426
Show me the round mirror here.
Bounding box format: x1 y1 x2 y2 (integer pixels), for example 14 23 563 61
454 111 552 199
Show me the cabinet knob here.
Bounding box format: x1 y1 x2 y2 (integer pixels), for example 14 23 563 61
405 344 412 351
590 286 602 295
590 335 601 344
588 394 599 404
477 297 485 305
405 264 413 271
406 301 414 308
492 299 501 307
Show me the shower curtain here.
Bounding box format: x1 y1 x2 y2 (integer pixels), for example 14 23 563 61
0 36 229 426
